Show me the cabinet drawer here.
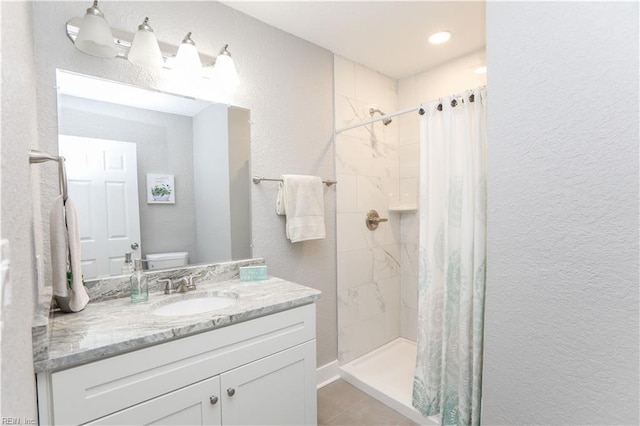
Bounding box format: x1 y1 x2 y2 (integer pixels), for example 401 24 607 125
49 304 315 425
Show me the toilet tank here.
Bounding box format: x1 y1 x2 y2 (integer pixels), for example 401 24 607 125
145 252 189 270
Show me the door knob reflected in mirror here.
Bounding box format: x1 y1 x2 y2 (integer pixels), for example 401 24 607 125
131 242 139 250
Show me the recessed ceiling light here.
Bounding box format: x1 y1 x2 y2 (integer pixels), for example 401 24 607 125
474 66 487 74
428 31 452 45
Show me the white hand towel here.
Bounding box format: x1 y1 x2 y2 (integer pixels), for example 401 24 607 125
50 196 90 313
281 175 326 243
276 181 286 216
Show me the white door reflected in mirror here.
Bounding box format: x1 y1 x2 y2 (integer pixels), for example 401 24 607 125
59 135 142 279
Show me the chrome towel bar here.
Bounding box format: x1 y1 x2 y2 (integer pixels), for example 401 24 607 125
252 176 337 187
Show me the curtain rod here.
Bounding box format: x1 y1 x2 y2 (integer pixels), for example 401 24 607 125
335 86 485 135
335 104 422 134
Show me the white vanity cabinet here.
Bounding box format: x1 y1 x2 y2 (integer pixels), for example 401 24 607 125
36 304 317 426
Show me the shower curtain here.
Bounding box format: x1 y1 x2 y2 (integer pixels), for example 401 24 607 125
412 87 487 426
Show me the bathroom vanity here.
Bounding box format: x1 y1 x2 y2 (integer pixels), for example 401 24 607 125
33 272 320 425
35 70 322 424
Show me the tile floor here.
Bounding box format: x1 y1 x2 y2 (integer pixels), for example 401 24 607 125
317 379 417 426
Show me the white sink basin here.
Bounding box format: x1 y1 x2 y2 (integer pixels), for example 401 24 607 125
152 295 238 316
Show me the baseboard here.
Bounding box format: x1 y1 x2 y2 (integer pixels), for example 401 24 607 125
316 360 340 389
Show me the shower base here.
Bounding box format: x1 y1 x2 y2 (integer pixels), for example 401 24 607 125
339 338 438 425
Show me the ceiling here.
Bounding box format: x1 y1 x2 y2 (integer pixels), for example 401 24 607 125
221 1 486 79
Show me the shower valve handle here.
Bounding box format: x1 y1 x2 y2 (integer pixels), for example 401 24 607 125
369 217 388 224
366 210 388 230
369 217 389 223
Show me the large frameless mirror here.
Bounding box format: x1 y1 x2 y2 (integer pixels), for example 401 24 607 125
56 70 252 279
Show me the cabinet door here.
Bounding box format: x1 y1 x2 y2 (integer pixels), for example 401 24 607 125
88 376 222 426
221 340 317 426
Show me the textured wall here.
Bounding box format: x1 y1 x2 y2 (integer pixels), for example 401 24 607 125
0 2 39 420
334 55 401 363
396 50 487 341
30 0 335 373
12 2 337 411
483 2 639 424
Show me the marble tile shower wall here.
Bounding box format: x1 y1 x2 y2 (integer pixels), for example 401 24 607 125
335 51 488 355
398 79 421 342
334 56 402 363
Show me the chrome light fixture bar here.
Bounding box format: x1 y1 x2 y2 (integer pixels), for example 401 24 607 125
66 17 218 73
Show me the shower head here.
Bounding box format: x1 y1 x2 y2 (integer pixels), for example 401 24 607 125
369 108 392 126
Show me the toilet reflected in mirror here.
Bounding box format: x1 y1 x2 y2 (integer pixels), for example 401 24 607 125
146 252 189 270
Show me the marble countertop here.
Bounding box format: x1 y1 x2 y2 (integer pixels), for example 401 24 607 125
33 276 320 373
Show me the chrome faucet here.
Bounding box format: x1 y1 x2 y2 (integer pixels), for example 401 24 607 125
159 278 176 295
179 276 197 292
160 276 196 295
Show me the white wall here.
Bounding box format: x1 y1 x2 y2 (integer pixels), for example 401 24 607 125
483 2 639 424
1 1 336 418
396 50 487 341
32 0 335 364
0 2 39 420
334 55 401 363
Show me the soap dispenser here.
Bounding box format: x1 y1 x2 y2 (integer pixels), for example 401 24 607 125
122 252 134 275
130 259 149 303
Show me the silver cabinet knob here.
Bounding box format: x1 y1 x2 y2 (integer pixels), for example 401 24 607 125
209 395 219 405
131 242 139 250
227 388 235 397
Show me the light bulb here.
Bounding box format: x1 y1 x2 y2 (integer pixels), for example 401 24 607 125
428 31 452 45
213 45 239 89
128 17 164 70
173 32 202 77
74 0 117 58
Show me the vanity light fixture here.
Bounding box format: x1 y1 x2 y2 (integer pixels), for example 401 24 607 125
127 17 164 70
172 32 203 76
428 31 452 45
74 0 117 58
65 14 240 92
211 45 239 89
